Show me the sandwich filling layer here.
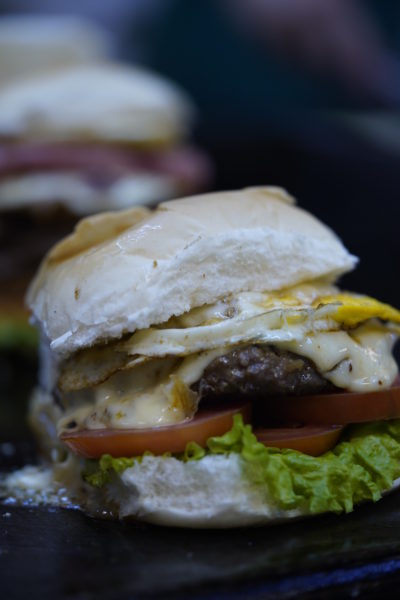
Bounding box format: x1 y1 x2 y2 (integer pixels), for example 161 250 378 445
43 283 400 435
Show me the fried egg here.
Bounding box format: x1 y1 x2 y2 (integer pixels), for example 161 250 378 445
56 284 400 431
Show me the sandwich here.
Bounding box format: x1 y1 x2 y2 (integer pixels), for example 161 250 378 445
11 187 400 527
0 63 210 215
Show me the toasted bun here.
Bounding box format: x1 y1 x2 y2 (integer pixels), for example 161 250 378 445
0 64 193 144
27 187 357 357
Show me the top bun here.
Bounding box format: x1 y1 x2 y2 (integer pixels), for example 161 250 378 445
27 187 357 357
0 63 193 144
0 16 109 88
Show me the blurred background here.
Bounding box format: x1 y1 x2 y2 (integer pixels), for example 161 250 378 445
0 0 397 299
1 0 400 450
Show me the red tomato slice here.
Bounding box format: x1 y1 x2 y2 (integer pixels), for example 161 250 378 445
254 425 344 456
61 401 252 459
257 381 400 426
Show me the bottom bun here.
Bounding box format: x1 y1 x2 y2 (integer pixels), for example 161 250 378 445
3 453 400 529
106 454 301 528
95 451 400 527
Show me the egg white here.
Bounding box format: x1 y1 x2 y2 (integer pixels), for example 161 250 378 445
57 284 400 431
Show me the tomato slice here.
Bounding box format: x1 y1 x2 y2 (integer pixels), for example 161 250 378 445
61 401 252 459
256 381 400 426
254 425 344 456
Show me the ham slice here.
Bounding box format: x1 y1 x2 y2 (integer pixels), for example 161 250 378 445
0 143 212 191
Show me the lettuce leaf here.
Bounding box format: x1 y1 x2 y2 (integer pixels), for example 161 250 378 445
84 417 400 515
84 455 135 487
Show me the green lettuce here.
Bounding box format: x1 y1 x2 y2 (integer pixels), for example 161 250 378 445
84 416 400 515
84 455 135 487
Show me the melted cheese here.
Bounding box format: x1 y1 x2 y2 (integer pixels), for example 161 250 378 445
56 285 400 431
281 324 397 391
58 351 223 432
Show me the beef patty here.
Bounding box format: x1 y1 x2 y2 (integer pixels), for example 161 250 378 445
196 345 333 400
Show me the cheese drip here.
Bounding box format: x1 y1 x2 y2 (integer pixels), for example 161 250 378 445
57 351 224 433
57 323 397 432
55 285 399 431
58 284 400 393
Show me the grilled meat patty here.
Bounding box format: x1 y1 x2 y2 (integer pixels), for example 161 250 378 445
197 345 333 399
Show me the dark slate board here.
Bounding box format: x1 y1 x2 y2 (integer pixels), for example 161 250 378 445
2 482 400 599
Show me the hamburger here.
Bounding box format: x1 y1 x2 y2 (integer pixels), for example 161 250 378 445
10 187 400 527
